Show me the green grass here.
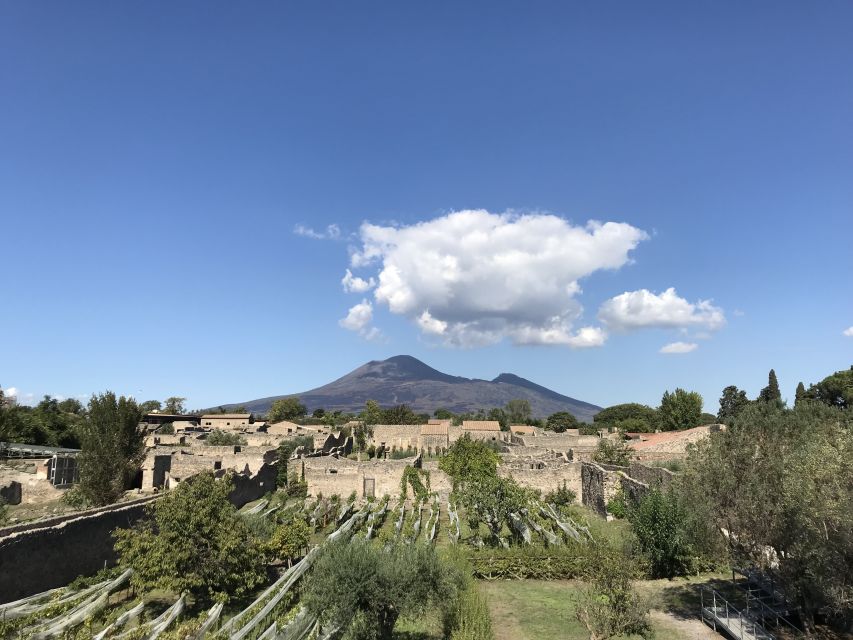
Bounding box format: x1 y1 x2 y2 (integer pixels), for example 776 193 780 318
479 576 726 640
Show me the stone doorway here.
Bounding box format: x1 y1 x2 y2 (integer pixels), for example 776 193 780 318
363 477 375 498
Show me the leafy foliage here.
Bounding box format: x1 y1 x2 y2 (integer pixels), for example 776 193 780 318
77 392 145 506
657 388 703 431
276 435 314 486
676 401 853 626
205 429 247 446
544 481 576 507
0 394 84 447
545 411 579 433
163 396 187 414
439 434 500 491
593 403 657 433
804 365 852 408
265 518 310 566
113 472 266 603
628 489 699 578
757 368 782 404
574 543 652 640
302 539 463 640
504 399 532 424
268 397 307 422
592 438 632 467
717 385 750 424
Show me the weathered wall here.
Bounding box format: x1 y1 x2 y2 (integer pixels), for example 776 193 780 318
627 462 675 490
0 464 276 602
303 457 453 500
0 497 156 602
581 462 622 516
498 461 582 500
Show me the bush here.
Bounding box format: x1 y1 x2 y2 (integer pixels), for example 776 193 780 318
113 472 266 603
628 489 698 578
544 481 576 507
444 580 494 640
464 545 590 580
206 430 247 446
593 438 631 467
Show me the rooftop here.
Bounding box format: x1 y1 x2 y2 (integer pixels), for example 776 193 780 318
462 420 501 432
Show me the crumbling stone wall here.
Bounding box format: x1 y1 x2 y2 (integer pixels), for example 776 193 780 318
581 462 622 516
498 461 582 500
627 462 675 490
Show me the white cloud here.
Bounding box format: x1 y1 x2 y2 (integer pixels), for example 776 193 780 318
339 299 381 341
4 387 18 397
843 326 853 337
294 223 341 240
346 210 646 347
598 287 725 332
660 341 698 354
341 269 376 293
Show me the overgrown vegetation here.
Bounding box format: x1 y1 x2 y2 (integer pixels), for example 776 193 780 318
205 429 247 446
113 472 266 603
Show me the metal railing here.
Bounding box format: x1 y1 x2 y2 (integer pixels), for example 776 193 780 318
701 587 775 640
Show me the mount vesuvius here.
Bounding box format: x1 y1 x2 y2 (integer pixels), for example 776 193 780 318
229 356 601 422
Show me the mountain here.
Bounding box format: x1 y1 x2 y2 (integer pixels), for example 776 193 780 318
229 355 601 422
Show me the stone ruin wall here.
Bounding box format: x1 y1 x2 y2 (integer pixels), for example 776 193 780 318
581 461 678 517
498 461 582 498
0 464 277 602
581 461 622 516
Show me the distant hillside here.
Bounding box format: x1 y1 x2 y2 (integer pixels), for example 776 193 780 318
229 355 601 422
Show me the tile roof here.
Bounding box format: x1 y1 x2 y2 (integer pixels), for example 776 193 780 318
462 420 501 432
200 414 251 420
421 423 449 436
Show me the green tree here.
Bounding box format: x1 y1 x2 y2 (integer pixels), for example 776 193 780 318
355 400 383 460
77 392 145 506
303 539 462 640
268 397 307 422
575 543 651 640
114 472 265 603
266 518 310 567
277 435 314 486
381 404 421 425
206 430 246 446
439 434 500 490
794 381 807 406
676 401 853 628
593 438 632 466
487 407 509 430
657 388 703 431
804 366 852 409
138 399 163 414
628 489 697 578
758 369 782 404
312 408 326 418
545 411 578 433
163 396 186 414
717 385 749 424
433 408 453 420
57 398 85 415
505 399 531 424
593 403 657 433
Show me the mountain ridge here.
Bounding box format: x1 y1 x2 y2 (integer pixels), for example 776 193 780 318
227 355 601 422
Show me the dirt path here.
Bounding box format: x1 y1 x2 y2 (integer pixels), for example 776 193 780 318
650 609 719 640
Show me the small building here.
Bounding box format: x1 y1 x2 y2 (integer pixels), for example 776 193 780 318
143 413 200 427
200 413 253 430
461 420 508 442
419 422 449 453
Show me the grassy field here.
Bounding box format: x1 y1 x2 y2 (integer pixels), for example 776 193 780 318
480 576 727 640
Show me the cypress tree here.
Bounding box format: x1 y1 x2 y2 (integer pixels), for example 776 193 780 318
795 382 806 406
759 369 782 403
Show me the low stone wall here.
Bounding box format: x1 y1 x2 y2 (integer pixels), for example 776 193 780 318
628 462 675 490
0 463 276 603
0 497 155 602
499 462 582 500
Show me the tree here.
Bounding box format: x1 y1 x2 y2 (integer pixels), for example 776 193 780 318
593 403 657 433
434 408 453 420
717 385 749 424
303 539 462 640
457 473 530 543
439 434 500 490
628 489 697 578
487 407 508 430
114 472 265 603
804 366 852 409
382 404 420 425
206 430 246 446
268 397 307 422
77 392 145 506
575 543 651 640
795 381 807 406
312 408 326 418
593 438 632 466
758 369 782 404
163 397 186 414
676 401 853 628
266 518 310 567
57 398 84 415
277 435 314 486
657 388 703 431
505 399 531 424
354 400 382 460
545 411 579 433
138 400 162 414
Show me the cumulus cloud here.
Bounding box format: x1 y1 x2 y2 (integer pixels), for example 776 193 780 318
659 341 698 354
341 269 376 293
339 299 381 341
344 210 646 347
598 287 725 332
843 326 853 337
4 387 18 397
294 223 341 240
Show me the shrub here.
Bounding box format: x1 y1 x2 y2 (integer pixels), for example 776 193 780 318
206 430 247 446
544 481 576 507
628 489 698 578
593 438 631 467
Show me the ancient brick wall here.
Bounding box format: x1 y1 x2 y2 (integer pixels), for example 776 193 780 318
498 462 582 500
581 462 622 517
627 462 675 490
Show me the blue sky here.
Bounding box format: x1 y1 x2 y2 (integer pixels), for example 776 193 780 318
1 1 851 412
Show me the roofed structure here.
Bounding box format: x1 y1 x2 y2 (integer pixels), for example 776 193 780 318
462 420 501 431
